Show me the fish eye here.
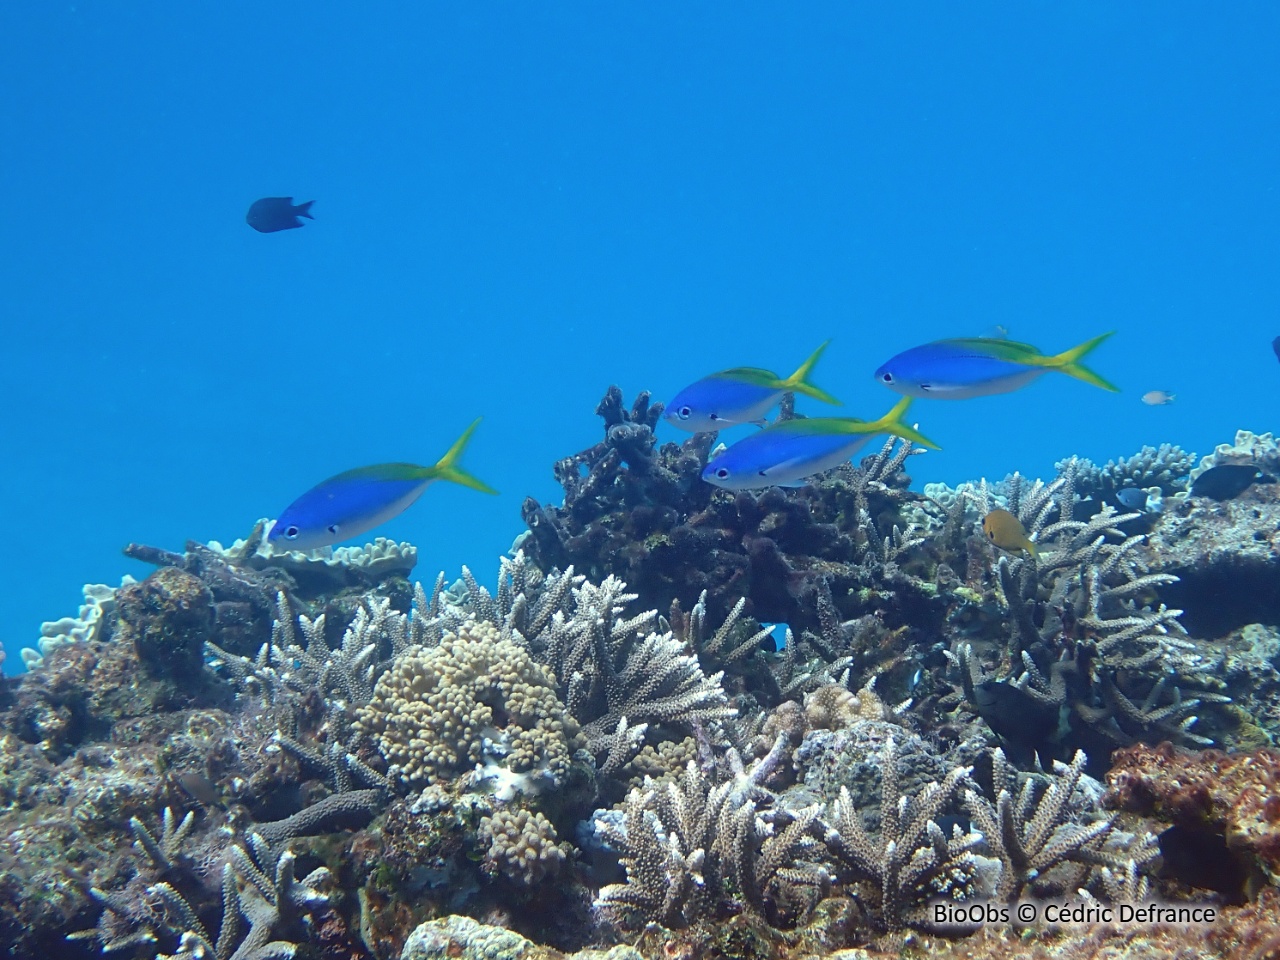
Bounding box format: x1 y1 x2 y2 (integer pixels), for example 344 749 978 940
678 406 692 420
881 372 894 383
715 467 730 480
284 525 300 540
709 413 719 421
327 524 340 535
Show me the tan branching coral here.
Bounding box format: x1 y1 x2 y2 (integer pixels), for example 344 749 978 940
354 619 583 793
964 748 1155 902
478 808 566 886
821 737 982 931
595 759 829 929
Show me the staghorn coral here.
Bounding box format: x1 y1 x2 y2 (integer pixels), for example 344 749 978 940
963 747 1155 902
423 554 738 778
820 736 983 931
354 619 583 796
594 756 829 930
942 460 1229 769
148 833 332 960
209 591 409 713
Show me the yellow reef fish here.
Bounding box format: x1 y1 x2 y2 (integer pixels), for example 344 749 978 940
982 508 1038 558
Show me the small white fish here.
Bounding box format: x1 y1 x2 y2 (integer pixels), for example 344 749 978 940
1141 390 1176 406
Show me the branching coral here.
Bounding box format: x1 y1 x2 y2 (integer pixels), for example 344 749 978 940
419 554 737 777
150 833 332 960
945 461 1228 767
521 389 943 639
594 757 829 929
1063 442 1197 503
820 736 981 931
478 808 566 886
964 748 1155 901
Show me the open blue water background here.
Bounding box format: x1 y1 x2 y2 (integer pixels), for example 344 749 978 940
2 4 1278 669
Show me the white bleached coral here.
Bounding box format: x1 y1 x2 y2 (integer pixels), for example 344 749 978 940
24 577 136 670
1187 429 1280 487
206 520 417 578
354 619 584 794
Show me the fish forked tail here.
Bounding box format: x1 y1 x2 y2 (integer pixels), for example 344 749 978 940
781 340 841 405
295 200 316 219
1039 332 1119 392
425 418 499 494
869 396 940 450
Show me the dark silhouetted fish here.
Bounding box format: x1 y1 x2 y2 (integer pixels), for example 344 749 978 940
246 197 314 233
1273 335 1280 365
1189 463 1263 501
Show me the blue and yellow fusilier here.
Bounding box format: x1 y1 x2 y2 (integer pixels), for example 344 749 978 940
268 419 497 551
874 333 1118 400
700 397 938 491
664 341 840 432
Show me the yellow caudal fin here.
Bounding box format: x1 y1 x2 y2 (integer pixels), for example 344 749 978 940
872 396 941 450
780 340 841 405
428 419 499 494
1042 332 1120 392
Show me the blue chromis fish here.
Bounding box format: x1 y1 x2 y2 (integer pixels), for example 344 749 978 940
700 397 938 491
664 341 840 432
246 196 314 233
874 333 1118 400
268 419 497 551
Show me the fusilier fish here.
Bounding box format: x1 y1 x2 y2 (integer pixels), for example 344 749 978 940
700 397 937 491
246 197 315 233
874 333 1118 400
1141 390 1175 406
269 419 497 551
665 341 839 432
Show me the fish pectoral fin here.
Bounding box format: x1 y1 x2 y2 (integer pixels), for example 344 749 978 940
759 456 817 485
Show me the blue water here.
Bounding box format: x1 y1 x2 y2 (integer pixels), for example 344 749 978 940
3 3 1278 669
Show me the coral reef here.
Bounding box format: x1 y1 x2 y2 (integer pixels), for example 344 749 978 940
7 396 1280 958
520 387 942 640
1061 442 1197 504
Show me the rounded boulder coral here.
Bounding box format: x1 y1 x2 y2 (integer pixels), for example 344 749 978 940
354 620 583 795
